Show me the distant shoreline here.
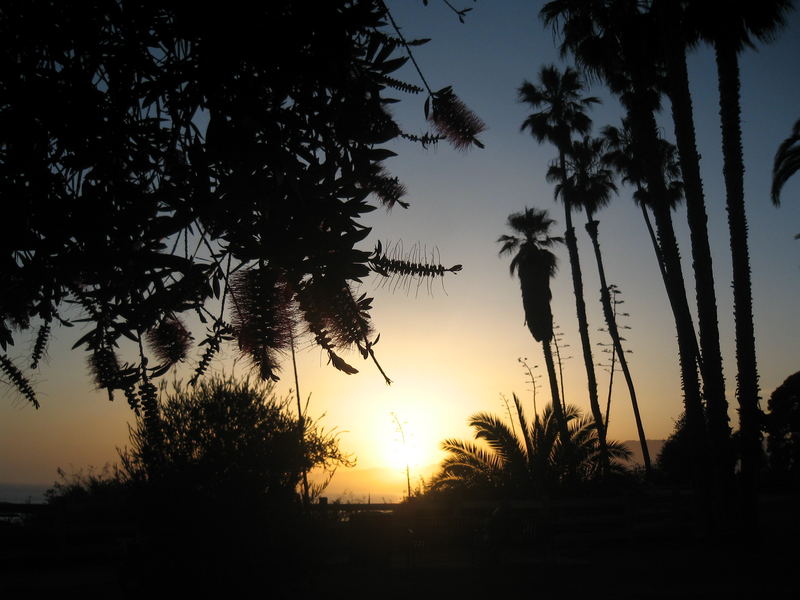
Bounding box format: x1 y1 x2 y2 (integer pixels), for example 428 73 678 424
0 483 49 504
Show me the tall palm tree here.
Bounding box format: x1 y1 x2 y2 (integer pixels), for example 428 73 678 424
553 134 651 476
690 0 795 536
601 120 699 357
518 66 610 474
541 0 711 496
429 398 632 497
498 207 569 445
652 0 731 478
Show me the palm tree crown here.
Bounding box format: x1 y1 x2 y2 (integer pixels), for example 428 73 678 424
548 135 618 218
498 208 563 343
519 65 599 153
429 398 632 497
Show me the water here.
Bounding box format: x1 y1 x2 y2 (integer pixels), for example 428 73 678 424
0 483 49 504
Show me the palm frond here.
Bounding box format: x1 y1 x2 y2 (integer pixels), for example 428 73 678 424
468 412 526 468
772 119 800 205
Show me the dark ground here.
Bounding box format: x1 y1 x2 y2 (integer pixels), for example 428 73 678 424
2 490 797 598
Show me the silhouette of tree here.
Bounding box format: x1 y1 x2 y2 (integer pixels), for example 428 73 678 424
429 397 631 497
653 0 732 483
122 375 353 496
519 66 610 474
498 207 569 445
541 0 710 496
0 1 477 409
690 0 794 537
765 371 800 488
553 134 651 476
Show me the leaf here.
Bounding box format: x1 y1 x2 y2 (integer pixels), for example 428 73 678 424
328 350 359 375
378 56 409 75
149 362 173 378
369 148 398 162
71 329 98 350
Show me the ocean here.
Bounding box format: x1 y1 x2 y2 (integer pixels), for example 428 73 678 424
0 483 49 504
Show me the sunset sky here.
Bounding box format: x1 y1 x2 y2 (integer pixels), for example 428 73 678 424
2 1 799 501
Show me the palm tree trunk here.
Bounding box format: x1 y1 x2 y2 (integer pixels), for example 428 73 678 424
640 200 667 282
661 1 732 485
542 337 569 450
626 88 711 500
640 198 704 371
559 153 609 475
715 37 762 539
586 215 651 475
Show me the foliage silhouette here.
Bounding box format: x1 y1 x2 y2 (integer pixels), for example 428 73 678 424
653 0 732 486
554 134 651 475
428 398 631 499
0 0 476 407
519 65 611 474
498 207 569 444
691 0 795 535
541 1 711 500
765 371 800 488
45 375 352 592
772 118 800 238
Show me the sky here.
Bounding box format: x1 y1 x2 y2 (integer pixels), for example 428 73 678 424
2 0 800 501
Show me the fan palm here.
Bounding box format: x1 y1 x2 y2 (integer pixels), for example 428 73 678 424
519 66 610 474
429 398 632 497
498 207 568 444
552 135 651 476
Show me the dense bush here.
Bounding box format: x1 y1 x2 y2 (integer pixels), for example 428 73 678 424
46 375 353 593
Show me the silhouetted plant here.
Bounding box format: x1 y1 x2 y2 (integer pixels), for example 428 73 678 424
429 397 631 498
765 371 800 487
519 65 611 474
542 1 710 497
498 207 570 444
369 240 462 296
561 132 653 474
772 119 800 238
51 375 355 592
0 0 478 406
656 412 693 486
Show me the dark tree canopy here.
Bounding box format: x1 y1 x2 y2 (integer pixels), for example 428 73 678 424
766 371 800 484
0 0 478 409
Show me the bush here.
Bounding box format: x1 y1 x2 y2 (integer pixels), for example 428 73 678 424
47 375 353 593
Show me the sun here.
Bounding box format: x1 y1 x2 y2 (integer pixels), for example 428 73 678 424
377 409 445 477
382 433 428 473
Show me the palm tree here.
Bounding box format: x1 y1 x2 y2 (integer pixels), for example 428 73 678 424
690 0 794 536
601 120 699 358
518 66 610 474
541 0 711 496
772 119 800 236
601 119 670 280
428 398 632 497
653 0 731 477
498 207 569 445
553 134 651 476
